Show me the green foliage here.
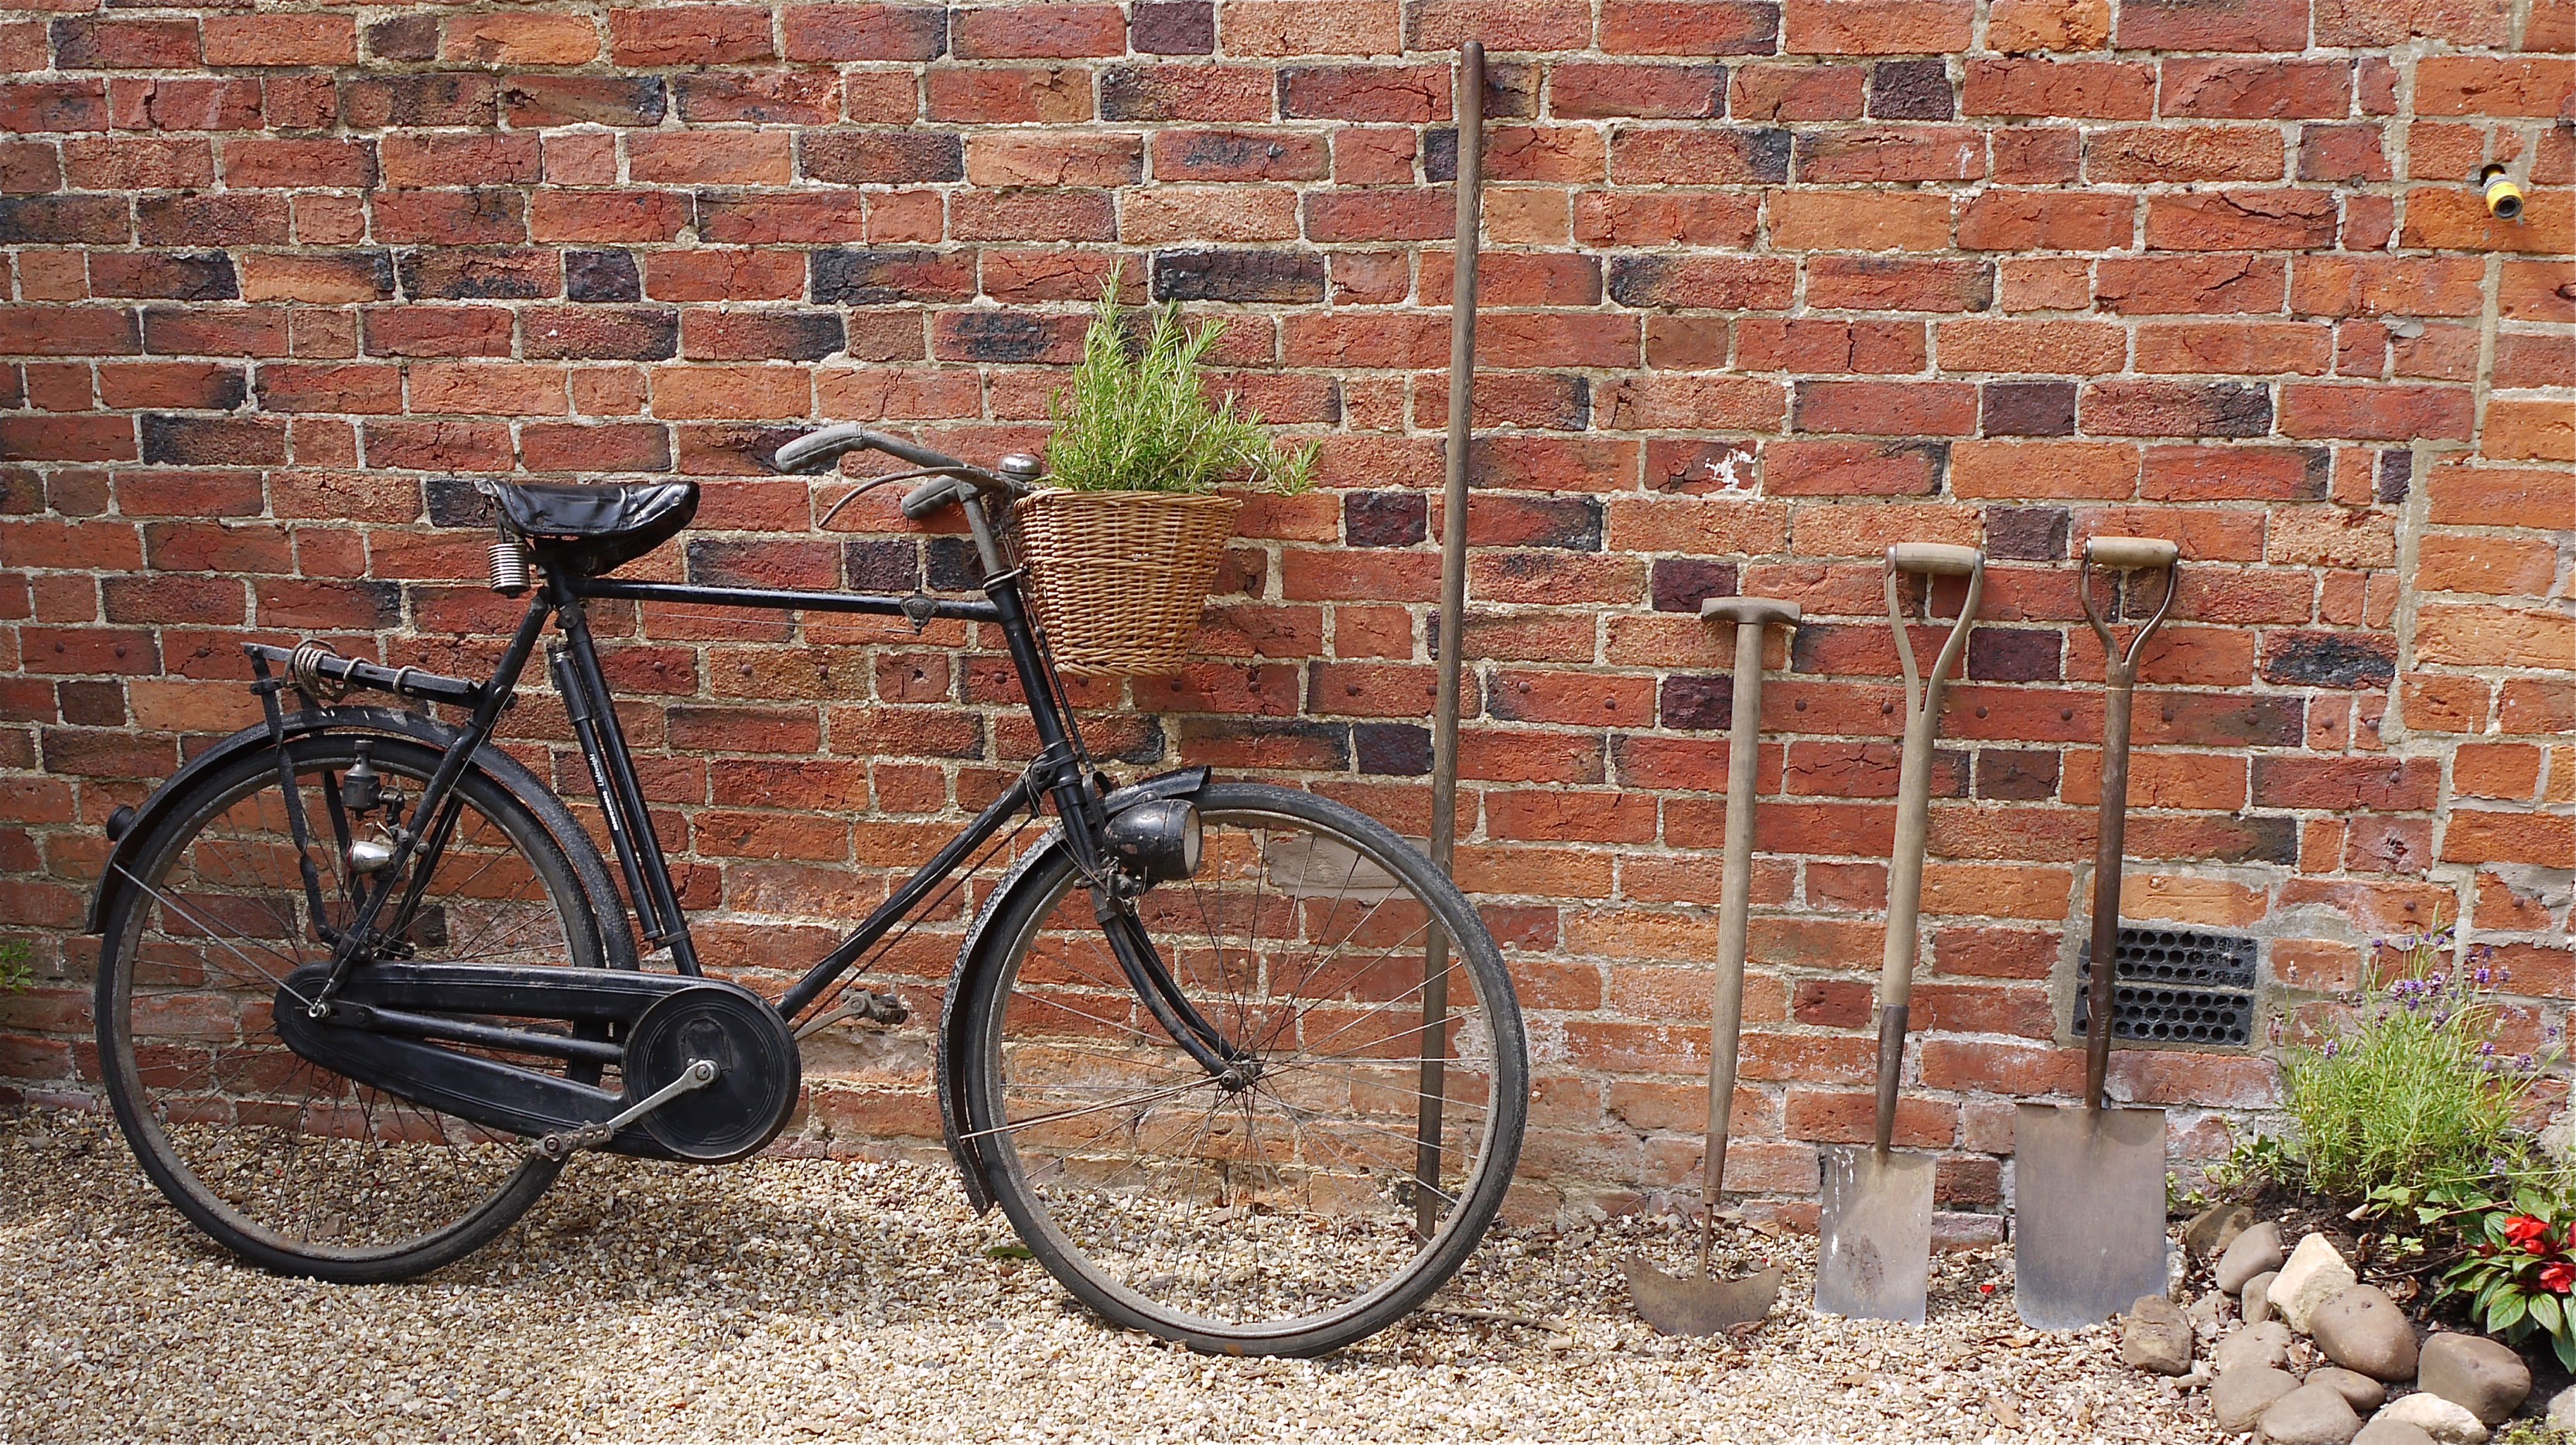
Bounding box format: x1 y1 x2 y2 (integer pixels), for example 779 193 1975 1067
2496 1422 2575 1445
0 939 31 994
2280 925 2548 1202
1044 267 1314 497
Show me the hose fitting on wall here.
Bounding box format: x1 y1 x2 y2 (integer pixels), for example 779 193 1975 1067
2480 166 2525 221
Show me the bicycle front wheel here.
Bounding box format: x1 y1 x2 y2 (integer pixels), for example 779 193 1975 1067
960 783 1527 1355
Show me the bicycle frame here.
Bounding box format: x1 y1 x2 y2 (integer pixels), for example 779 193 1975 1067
270 505 1235 1071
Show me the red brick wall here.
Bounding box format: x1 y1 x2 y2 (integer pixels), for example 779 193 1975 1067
1 0 2570 1231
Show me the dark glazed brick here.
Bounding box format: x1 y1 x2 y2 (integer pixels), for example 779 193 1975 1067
800 132 964 184
1975 748 2060 801
523 306 678 361
565 250 642 303
1353 722 1431 776
1651 559 1738 613
400 248 557 302
2261 631 2397 689
1346 491 1427 548
844 539 921 592
1980 381 2076 437
503 77 667 128
1660 674 1734 729
1967 627 2061 681
95 251 237 302
424 474 494 527
1151 250 1326 305
141 415 285 466
343 74 499 129
809 249 975 306
1482 494 1603 549
1131 1 1215 53
927 536 983 591
0 196 130 245
2376 449 2410 504
1983 506 2069 561
366 15 436 60
1870 60 1954 120
934 311 1083 364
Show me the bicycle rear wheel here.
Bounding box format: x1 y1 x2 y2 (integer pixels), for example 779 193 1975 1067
959 783 1527 1355
94 731 611 1282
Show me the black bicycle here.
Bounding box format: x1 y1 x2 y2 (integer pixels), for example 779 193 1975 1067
85 425 1528 1357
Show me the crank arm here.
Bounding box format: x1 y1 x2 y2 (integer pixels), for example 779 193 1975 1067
792 988 908 1040
528 1057 718 1161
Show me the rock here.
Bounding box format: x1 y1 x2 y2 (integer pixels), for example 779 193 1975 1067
2259 1381 2364 1445
2309 1284 2419 1381
2352 1421 2438 1445
2550 1382 2576 1433
2219 1221 2289 1294
2415 1332 2531 1426
2216 1321 2294 1375
2189 1289 2228 1334
2188 1202 2257 1259
2244 1270 2280 1324
2122 1293 2195 1375
2378 1391 2490 1445
2213 1366 2301 1433
2270 1234 2359 1334
2307 1366 2387 1413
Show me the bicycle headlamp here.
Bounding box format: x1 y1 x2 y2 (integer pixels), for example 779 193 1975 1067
1102 800 1201 884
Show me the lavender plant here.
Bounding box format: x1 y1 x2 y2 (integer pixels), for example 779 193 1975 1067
2282 925 2553 1202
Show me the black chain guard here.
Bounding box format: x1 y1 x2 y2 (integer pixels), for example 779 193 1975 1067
624 986 801 1163
272 962 798 1163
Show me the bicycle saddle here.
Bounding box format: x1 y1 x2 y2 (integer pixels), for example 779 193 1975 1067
487 480 699 576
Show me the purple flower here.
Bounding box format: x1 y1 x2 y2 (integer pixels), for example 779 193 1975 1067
2484 1043 2499 1056
2324 1040 2342 1059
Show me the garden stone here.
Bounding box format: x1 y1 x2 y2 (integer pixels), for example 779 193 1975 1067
2188 1202 2256 1259
2214 1367 2301 1432
2219 1221 2289 1294
2270 1234 2359 1334
2122 1294 2195 1375
2307 1367 2386 1413
2378 1392 2489 1444
2216 1321 2293 1375
2550 1382 2576 1433
2189 1289 2227 1334
2309 1284 2418 1381
2415 1332 2530 1425
2258 1381 2363 1445
2244 1270 2280 1324
2351 1422 2438 1445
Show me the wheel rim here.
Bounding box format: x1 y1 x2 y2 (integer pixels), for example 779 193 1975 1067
980 802 1511 1339
104 740 596 1265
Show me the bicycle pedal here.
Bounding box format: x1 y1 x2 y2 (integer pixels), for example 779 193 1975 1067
794 989 908 1040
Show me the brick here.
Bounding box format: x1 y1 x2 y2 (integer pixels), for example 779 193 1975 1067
2087 126 2283 183
1551 63 1727 119
2116 0 2309 49
2145 190 2337 251
52 17 200 70
1771 190 1952 251
1783 0 1973 52
1963 60 2155 119
503 75 667 128
782 5 946 61
1957 191 2134 251
607 7 774 66
1988 0 2111 49
1807 256 1993 312
203 15 356 67
1099 64 1273 122
951 5 1128 58
1795 125 1985 183
2277 384 2474 442
801 132 965 186
2314 0 2513 42
1601 0 1783 53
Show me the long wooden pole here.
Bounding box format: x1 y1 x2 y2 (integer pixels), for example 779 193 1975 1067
1413 41 1482 1240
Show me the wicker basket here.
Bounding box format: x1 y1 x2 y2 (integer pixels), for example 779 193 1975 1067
1010 488 1243 677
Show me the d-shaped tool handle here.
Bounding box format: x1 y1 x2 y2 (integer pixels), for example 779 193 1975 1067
1887 542 1983 577
2078 535 2181 686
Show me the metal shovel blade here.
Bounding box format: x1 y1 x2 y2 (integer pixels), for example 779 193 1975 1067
2011 1102 2170 1330
1622 1255 1784 1336
1814 1146 1936 1324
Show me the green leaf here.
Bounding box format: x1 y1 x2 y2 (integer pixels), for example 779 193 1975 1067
2556 1328 2576 1374
2491 1291 2530 1334
2532 1291 2564 1336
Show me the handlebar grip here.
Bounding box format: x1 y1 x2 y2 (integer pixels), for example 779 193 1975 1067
900 477 970 521
2084 535 2180 571
1886 542 1984 577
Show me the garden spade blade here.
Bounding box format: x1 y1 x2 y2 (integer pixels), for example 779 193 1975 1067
2012 536 2181 1331
1815 1145 1937 1324
2012 1104 2168 1329
1625 598 1799 1337
1626 1257 1786 1336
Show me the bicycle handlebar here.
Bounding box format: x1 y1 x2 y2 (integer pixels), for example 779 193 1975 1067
900 477 975 521
774 424 962 475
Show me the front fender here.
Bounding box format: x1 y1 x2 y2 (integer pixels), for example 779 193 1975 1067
84 708 636 971
934 766 1209 1213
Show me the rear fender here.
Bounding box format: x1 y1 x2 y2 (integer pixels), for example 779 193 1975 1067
86 707 638 971
934 767 1209 1213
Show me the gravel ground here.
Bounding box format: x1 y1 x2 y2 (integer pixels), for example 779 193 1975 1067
2 1111 2224 1445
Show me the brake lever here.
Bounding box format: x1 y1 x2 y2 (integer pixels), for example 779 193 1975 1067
815 470 945 531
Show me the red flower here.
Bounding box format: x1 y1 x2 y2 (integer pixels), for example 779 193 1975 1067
2506 1214 2554 1253
2540 1261 2574 1295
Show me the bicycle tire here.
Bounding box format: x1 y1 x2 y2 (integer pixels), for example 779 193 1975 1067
957 782 1528 1356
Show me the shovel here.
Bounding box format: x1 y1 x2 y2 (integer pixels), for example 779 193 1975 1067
1625 596 1799 1335
1815 542 1984 1325
2013 535 2181 1330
